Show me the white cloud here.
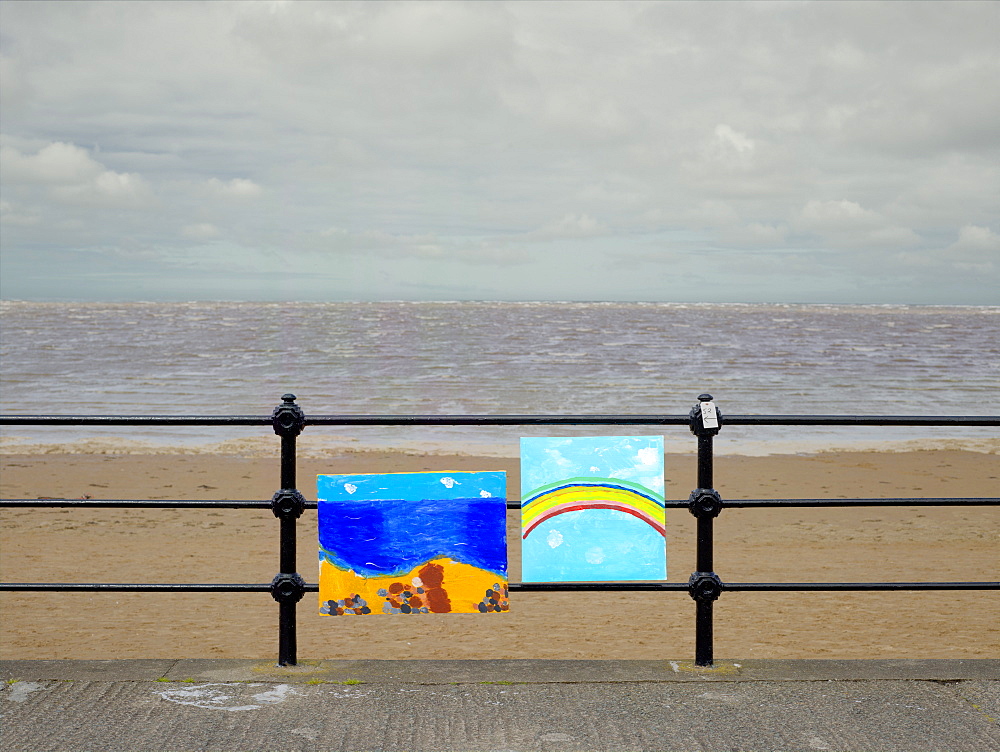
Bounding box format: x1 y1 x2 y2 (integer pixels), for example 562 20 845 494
892 225 999 277
528 213 608 240
798 200 882 232
181 223 222 240
365 1 511 63
0 199 39 226
207 178 263 198
722 222 789 246
50 169 152 207
311 225 529 267
0 52 32 110
867 226 921 248
684 201 740 229
795 200 922 250
939 225 1000 272
1 141 151 208
948 225 1000 256
714 124 755 156
1 142 102 184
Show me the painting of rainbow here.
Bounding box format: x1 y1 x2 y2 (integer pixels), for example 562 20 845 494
520 436 666 582
317 471 508 615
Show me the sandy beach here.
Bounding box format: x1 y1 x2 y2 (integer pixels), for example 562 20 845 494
1 448 997 661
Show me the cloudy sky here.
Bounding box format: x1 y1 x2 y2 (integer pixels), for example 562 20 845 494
1 1 998 303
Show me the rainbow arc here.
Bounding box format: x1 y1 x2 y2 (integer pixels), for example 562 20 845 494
521 477 665 539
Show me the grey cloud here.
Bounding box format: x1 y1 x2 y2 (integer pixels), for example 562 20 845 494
0 0 997 303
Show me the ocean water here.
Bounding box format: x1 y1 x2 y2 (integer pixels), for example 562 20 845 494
0 300 997 456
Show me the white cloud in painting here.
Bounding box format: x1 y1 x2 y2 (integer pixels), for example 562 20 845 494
636 447 659 467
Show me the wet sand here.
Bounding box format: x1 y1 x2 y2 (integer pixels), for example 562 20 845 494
1 449 997 660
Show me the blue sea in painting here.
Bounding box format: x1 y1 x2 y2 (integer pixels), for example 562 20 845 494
317 471 507 578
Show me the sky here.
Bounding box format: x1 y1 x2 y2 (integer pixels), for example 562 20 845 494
1 0 998 304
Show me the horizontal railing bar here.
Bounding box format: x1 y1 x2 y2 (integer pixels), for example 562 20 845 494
3 497 995 509
723 497 1000 507
0 583 273 592
0 499 275 508
3 414 998 427
307 414 1000 427
723 582 1000 591
307 415 692 426
510 500 691 510
724 415 1000 426
4 581 997 593
509 582 689 591
0 582 685 592
0 416 271 426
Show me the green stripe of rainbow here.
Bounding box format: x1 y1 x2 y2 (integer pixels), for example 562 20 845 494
521 478 665 539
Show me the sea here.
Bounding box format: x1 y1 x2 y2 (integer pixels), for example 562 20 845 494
1 300 997 457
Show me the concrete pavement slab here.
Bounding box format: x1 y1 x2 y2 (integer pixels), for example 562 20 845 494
4 657 996 683
0 658 176 682
165 657 1000 683
1 660 998 751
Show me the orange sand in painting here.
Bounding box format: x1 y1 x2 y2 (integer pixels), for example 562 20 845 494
319 556 509 616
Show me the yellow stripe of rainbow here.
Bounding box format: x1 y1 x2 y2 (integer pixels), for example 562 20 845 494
521 480 665 539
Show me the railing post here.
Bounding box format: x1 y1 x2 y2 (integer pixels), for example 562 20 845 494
269 394 307 666
688 393 724 667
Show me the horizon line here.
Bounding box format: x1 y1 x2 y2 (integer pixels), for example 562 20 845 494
2 298 998 309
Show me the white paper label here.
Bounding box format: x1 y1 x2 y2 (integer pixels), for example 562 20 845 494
700 401 719 429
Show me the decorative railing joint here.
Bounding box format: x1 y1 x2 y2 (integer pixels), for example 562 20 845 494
688 488 724 519
270 489 306 520
269 572 307 604
688 571 724 602
271 393 305 437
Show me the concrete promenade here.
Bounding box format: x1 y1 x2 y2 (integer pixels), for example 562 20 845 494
1 659 997 751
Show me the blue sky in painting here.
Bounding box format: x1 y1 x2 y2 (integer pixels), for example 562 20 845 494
520 436 665 495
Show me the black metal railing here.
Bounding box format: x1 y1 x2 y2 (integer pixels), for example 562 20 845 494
2 394 997 667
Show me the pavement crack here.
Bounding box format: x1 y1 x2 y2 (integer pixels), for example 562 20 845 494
949 683 998 725
157 658 180 681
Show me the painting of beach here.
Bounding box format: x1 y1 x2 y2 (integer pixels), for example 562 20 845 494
317 471 508 616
